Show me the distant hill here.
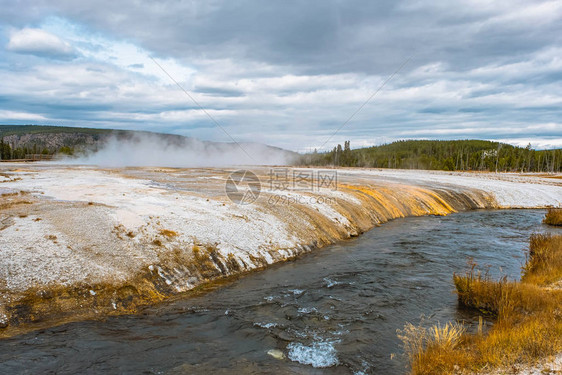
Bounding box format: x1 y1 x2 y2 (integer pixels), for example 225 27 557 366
0 125 113 137
0 125 297 165
299 139 562 172
0 125 115 157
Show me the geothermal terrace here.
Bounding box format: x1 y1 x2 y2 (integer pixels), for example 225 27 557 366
0 163 561 335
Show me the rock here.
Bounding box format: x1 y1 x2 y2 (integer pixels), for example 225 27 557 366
267 349 285 360
0 311 8 329
274 330 294 342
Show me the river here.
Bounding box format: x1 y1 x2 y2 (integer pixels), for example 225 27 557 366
0 209 559 374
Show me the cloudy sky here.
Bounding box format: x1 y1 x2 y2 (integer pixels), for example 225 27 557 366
0 0 561 151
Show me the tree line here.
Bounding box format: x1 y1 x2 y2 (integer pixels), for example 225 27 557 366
298 140 562 172
0 138 74 160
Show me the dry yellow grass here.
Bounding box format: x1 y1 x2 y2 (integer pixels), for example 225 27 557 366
397 321 466 372
400 233 562 374
544 208 562 226
523 233 562 285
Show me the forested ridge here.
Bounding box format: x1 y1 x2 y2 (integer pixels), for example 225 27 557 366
0 139 69 160
0 125 114 160
299 140 562 172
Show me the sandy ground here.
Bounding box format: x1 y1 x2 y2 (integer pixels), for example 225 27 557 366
0 163 561 334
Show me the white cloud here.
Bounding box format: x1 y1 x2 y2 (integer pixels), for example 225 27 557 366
0 110 47 121
6 28 76 59
40 17 195 84
485 1 562 26
498 138 562 150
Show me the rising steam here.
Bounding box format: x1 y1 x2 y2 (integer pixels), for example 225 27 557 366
66 133 295 167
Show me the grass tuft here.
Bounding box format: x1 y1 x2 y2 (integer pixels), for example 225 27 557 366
398 320 467 374
523 233 562 286
543 208 562 226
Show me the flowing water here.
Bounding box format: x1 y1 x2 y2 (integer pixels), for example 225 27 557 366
1 209 559 374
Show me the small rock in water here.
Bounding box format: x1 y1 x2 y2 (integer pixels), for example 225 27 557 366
267 349 285 360
0 311 8 328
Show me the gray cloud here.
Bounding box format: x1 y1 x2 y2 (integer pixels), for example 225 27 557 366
1 1 559 74
21 0 561 74
0 0 560 150
194 86 245 98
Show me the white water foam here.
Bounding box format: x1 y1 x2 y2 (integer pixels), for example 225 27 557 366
287 340 339 368
297 307 318 314
288 289 305 296
324 277 343 288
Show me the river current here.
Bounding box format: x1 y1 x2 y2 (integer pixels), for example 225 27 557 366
1 209 559 374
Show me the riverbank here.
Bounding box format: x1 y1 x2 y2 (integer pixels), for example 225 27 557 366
0 164 561 337
402 231 562 375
